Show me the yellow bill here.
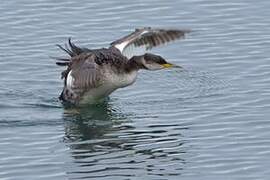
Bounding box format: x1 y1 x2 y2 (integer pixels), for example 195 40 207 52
162 63 182 68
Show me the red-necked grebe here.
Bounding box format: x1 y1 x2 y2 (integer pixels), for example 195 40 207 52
56 27 190 105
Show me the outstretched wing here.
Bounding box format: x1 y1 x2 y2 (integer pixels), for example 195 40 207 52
110 27 190 58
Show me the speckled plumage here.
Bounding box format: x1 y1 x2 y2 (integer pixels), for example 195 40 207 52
56 27 190 105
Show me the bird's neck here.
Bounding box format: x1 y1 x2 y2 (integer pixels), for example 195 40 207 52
125 55 145 72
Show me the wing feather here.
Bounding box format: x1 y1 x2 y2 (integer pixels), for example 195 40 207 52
68 53 101 91
111 27 190 58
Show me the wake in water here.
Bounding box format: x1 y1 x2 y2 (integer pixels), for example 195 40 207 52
143 66 230 102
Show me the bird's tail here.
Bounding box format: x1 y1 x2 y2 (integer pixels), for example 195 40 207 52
54 38 87 66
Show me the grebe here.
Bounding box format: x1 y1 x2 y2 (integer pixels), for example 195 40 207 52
56 27 190 105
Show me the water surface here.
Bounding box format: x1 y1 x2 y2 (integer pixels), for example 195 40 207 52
1 0 270 179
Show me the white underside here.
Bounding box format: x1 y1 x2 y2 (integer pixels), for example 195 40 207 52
79 84 117 104
77 70 138 105
66 70 74 88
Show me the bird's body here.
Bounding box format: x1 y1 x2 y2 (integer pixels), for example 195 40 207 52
56 27 190 105
79 69 137 104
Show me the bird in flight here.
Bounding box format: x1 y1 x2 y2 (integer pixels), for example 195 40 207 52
56 27 190 105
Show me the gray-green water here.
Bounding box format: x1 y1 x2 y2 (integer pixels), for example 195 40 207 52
1 0 270 179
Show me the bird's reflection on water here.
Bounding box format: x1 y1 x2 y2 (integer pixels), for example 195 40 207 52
61 101 187 178
62 101 134 154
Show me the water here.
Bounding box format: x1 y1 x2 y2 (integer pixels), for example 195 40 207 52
1 0 270 179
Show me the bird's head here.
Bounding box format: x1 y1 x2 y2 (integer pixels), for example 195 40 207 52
139 53 180 70
127 53 181 71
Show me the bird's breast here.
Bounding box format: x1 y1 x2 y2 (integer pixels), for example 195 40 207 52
79 71 137 105
105 70 138 88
